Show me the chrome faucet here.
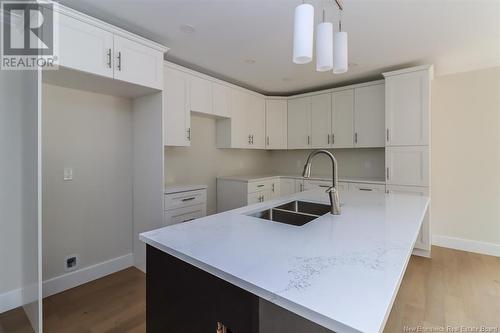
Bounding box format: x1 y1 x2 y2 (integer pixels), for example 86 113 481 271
302 150 341 215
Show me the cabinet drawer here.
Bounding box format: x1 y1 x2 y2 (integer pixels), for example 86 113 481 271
165 189 207 210
337 182 349 192
349 183 386 193
164 204 207 226
247 180 271 193
304 180 331 191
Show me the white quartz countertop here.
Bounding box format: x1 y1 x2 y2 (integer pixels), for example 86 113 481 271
217 174 386 185
140 189 429 333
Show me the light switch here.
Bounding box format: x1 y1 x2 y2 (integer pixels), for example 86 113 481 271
63 167 73 181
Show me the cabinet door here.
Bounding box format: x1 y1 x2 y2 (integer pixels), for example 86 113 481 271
265 99 288 150
337 182 349 193
248 190 270 205
190 75 213 115
311 93 332 148
247 94 266 149
332 89 354 148
288 97 312 149
386 146 429 186
164 204 207 226
304 180 331 191
279 178 296 196
229 89 249 148
354 84 385 147
58 13 114 78
386 70 430 146
270 179 281 199
212 82 231 118
113 35 164 89
386 185 430 252
348 183 386 193
295 179 305 192
163 66 190 146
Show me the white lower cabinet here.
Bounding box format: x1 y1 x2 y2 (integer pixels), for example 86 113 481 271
386 185 430 254
349 183 386 193
164 187 207 226
248 190 271 205
279 178 296 196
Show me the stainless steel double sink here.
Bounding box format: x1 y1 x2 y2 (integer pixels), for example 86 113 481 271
246 201 331 226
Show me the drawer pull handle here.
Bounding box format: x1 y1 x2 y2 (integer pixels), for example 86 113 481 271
181 197 196 202
318 185 330 188
182 218 196 223
257 184 265 188
359 188 373 191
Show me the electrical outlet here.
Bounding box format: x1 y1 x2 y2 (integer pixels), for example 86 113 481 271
64 255 78 271
63 167 73 181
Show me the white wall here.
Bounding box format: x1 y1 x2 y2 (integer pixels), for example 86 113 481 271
165 114 274 214
431 67 500 247
42 83 133 280
0 70 41 331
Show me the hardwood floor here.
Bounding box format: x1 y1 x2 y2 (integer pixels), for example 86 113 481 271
1 246 499 333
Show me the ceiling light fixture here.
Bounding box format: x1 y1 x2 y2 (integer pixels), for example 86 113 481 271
333 6 348 74
292 0 348 74
316 9 333 72
292 2 314 64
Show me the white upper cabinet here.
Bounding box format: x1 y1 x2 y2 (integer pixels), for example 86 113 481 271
212 82 231 118
311 93 332 149
386 146 429 186
332 89 354 148
247 94 266 149
113 35 164 90
354 84 385 148
190 75 213 114
163 66 190 146
288 97 312 149
58 13 114 78
384 68 431 146
265 99 288 150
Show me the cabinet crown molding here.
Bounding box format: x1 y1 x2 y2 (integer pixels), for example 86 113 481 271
383 65 434 79
51 2 169 53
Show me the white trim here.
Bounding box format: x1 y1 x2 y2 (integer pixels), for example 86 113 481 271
42 253 133 298
432 235 500 257
0 288 23 314
383 65 434 78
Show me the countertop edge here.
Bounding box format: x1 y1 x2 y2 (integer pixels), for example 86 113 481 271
217 174 386 185
139 234 365 333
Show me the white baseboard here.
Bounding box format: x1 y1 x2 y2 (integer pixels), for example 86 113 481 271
43 253 133 298
433 235 500 257
0 288 23 314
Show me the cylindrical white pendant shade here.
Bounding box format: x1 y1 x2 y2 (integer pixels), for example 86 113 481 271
333 31 348 74
293 3 314 64
316 22 333 71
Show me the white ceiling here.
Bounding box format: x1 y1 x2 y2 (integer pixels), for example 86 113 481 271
59 0 500 95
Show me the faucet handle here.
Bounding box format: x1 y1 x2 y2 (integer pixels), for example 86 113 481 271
325 186 337 193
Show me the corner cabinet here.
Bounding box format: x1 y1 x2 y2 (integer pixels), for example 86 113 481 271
163 66 191 146
57 10 165 90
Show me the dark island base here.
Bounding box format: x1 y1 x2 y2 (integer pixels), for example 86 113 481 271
146 245 259 333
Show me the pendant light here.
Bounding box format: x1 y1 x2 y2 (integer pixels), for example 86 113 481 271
333 11 348 74
293 2 314 64
316 10 333 72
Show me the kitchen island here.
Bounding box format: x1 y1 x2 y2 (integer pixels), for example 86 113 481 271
140 188 429 333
